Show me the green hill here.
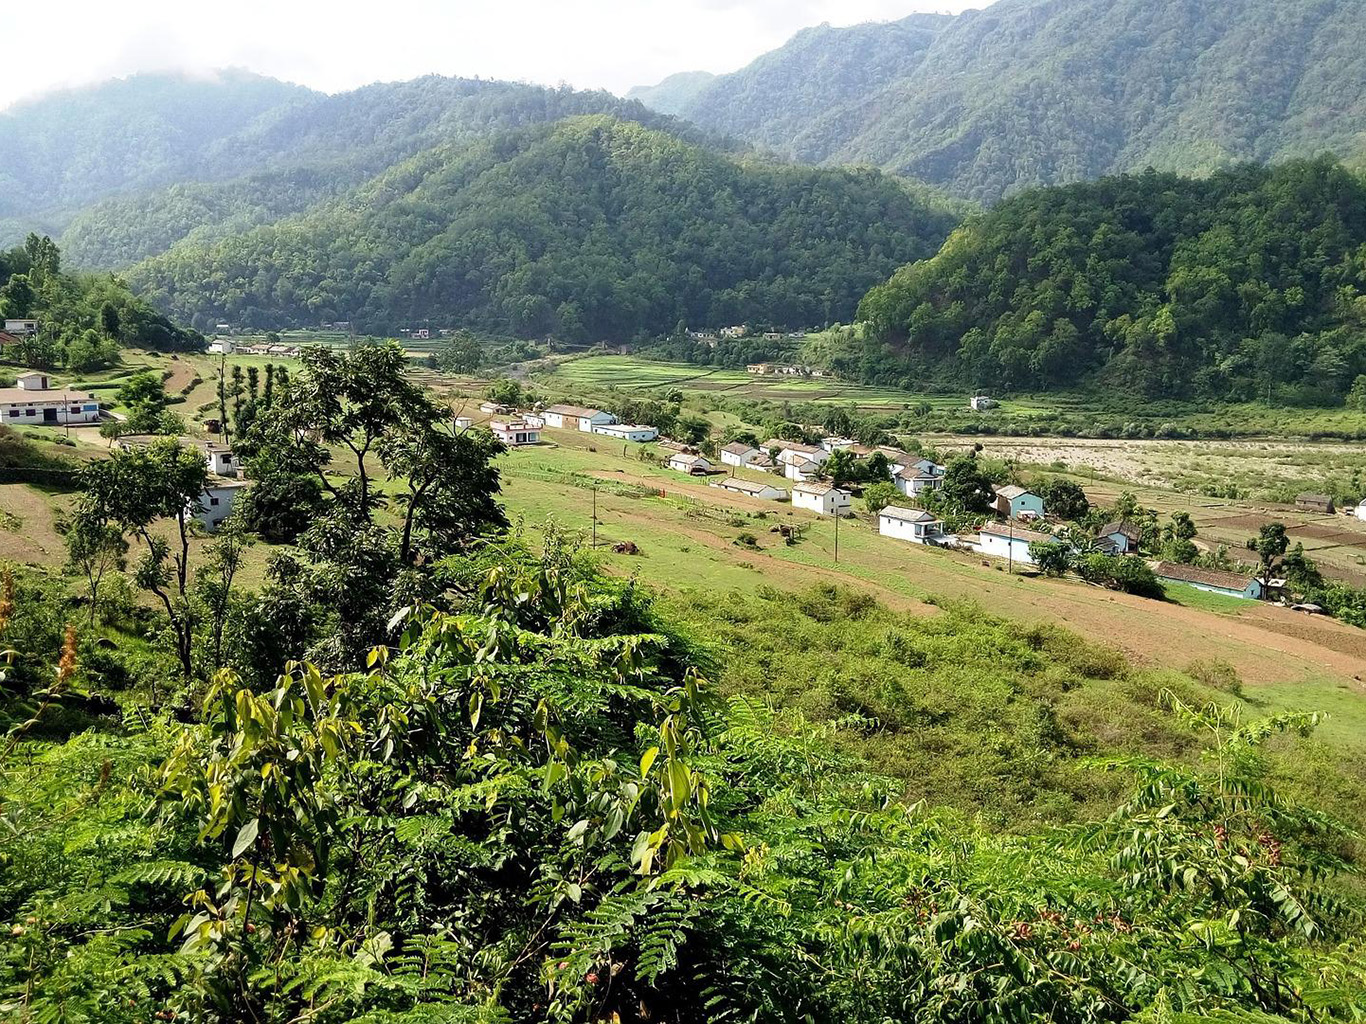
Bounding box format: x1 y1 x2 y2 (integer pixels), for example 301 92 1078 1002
1 73 718 263
856 157 1366 402
634 0 1366 201
127 116 961 337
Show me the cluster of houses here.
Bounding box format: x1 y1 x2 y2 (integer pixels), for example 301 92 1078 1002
113 434 248 531
0 371 101 426
744 364 831 378
475 403 661 449
208 338 303 358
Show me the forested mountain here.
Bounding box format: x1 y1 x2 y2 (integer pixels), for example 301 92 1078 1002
128 116 960 336
0 70 313 225
624 71 717 115
1 73 715 263
634 0 1366 201
856 158 1366 402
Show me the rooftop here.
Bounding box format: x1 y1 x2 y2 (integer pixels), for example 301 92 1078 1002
0 387 95 404
712 478 783 495
879 506 938 524
993 484 1032 500
793 481 844 496
978 522 1058 545
1154 562 1256 590
721 442 758 455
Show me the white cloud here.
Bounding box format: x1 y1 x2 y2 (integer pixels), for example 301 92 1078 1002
1 0 980 110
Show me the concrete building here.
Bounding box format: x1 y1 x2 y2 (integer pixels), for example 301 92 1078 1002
542 404 616 431
709 478 788 501
1154 562 1264 600
195 481 249 531
791 482 851 516
489 419 541 446
0 372 100 426
975 522 1060 566
668 453 712 475
992 484 1045 520
878 506 943 544
593 422 659 442
719 442 760 468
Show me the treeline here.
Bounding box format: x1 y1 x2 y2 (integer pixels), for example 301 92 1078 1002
858 159 1366 402
129 116 960 339
0 234 201 370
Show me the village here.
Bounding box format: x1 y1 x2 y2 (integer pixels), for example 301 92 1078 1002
7 334 1366 642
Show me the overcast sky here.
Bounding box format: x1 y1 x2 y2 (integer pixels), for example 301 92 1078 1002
2 0 980 110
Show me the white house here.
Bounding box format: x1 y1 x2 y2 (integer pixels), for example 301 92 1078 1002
668 453 712 475
593 422 658 442
975 523 1060 565
489 419 541 446
195 481 249 531
115 435 239 478
207 338 236 355
992 485 1045 520
821 437 857 452
710 478 788 501
1355 499 1366 522
719 442 759 468
878 506 943 544
792 482 851 516
1 372 100 426
542 404 616 431
970 395 998 411
520 413 546 429
454 416 474 430
1154 562 1263 600
479 401 513 415
895 471 943 498
3 319 39 335
785 458 827 483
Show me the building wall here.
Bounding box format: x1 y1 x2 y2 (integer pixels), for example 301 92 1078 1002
976 532 1037 564
195 488 244 530
880 516 939 543
1008 493 1046 518
719 449 754 468
3 400 101 426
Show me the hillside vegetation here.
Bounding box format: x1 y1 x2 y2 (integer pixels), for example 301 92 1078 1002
855 158 1366 402
1 72 715 262
634 0 1366 201
128 116 960 336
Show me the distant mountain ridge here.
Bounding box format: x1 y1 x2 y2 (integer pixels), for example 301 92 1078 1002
631 0 1366 201
126 116 961 337
0 71 725 261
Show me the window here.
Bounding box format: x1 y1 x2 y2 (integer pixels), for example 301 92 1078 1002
6 410 16 418
209 496 220 507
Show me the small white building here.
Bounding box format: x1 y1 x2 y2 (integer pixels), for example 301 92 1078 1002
970 395 998 412
1355 499 1366 522
207 338 236 355
454 416 474 430
792 482 851 516
520 412 546 429
479 401 513 415
719 442 760 468
542 404 616 431
878 506 943 544
195 481 248 531
3 319 39 335
668 453 712 475
0 372 100 426
975 523 1060 566
489 419 541 446
593 422 658 442
895 471 943 498
115 435 239 478
710 478 788 501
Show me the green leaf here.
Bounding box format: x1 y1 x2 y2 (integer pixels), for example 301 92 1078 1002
232 817 260 858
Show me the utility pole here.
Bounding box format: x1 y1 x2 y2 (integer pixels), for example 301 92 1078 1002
592 485 598 549
1008 517 1014 575
834 509 839 564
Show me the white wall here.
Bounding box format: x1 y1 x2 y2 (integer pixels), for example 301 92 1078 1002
976 532 1037 564
879 516 936 543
